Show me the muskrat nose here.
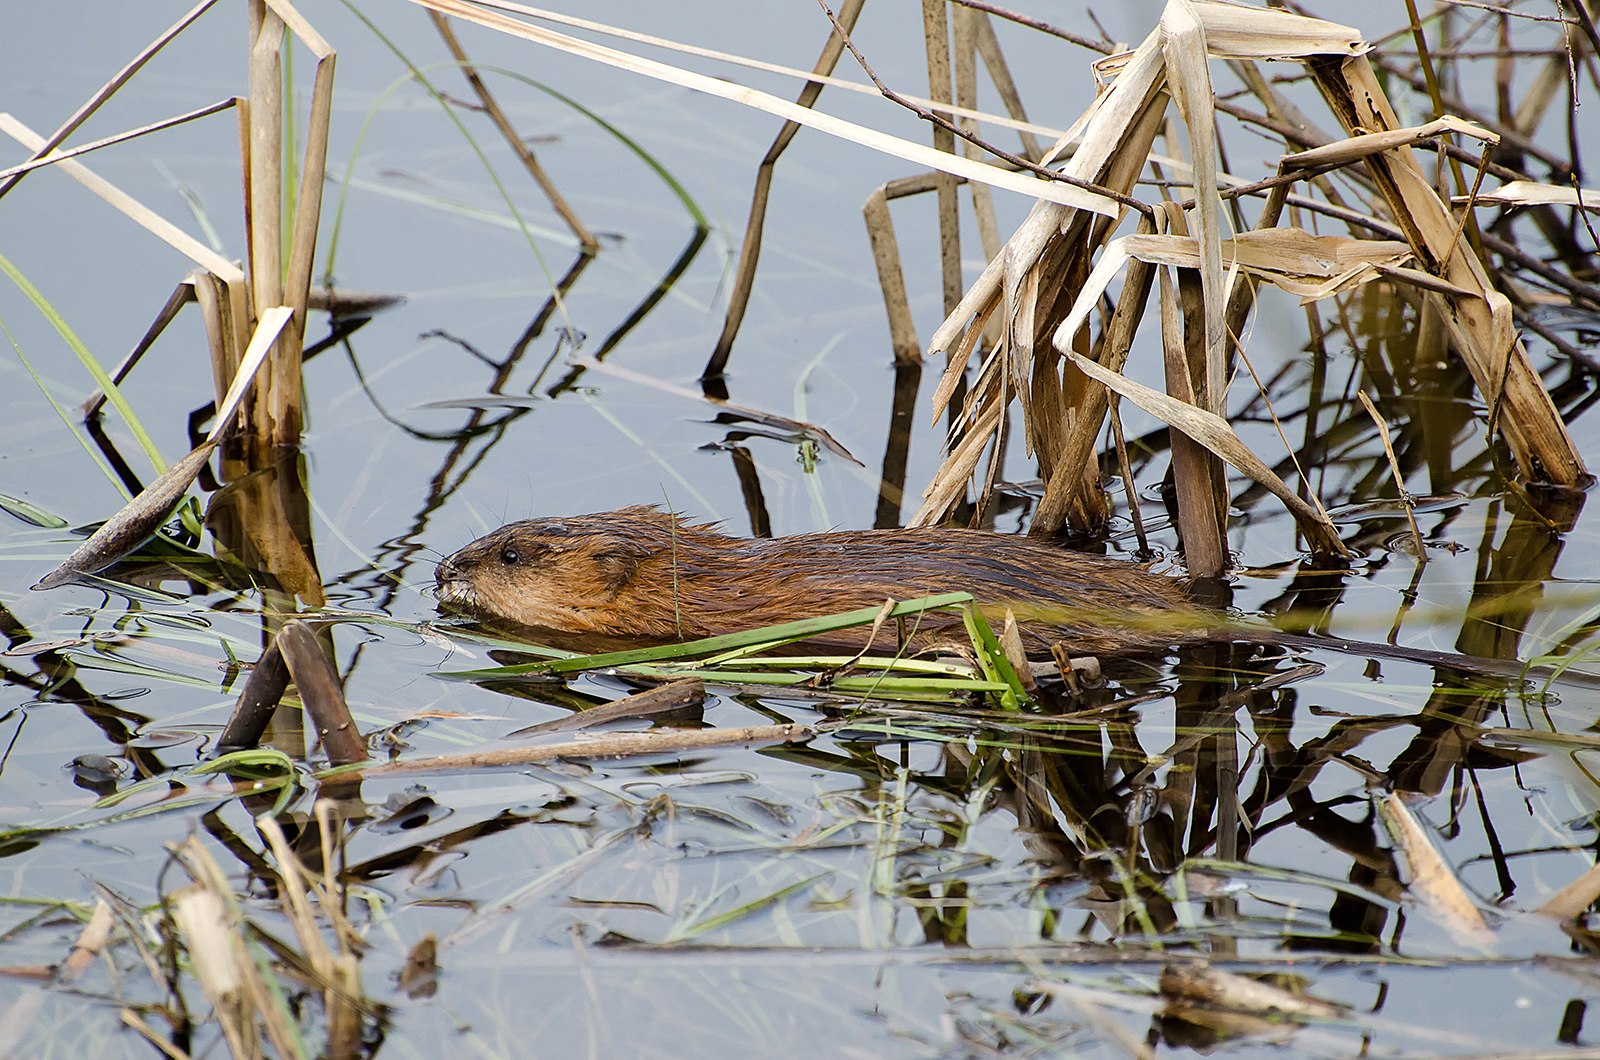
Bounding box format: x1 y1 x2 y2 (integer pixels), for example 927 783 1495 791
434 556 458 586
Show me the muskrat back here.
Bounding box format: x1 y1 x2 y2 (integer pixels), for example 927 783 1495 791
435 506 1200 655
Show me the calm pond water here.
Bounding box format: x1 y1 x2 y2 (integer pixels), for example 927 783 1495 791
4 1 1600 1056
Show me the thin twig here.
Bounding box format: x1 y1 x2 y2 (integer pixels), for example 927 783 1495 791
948 0 1114 55
814 0 1151 217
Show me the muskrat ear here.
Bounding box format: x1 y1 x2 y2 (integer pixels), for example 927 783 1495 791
590 539 649 592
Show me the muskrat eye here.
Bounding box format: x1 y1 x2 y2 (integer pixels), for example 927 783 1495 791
499 546 522 566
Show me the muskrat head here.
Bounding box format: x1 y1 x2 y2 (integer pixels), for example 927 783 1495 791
434 517 651 633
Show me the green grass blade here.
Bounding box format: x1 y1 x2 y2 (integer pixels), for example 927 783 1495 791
0 248 166 474
959 604 1029 710
434 592 976 678
0 490 69 529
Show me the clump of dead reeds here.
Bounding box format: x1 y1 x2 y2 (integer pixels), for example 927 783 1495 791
408 0 1594 578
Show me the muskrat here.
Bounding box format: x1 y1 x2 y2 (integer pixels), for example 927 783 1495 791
434 507 1600 686
434 505 1205 656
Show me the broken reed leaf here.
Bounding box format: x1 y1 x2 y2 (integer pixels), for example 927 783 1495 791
1184 0 1365 60
1049 229 1411 353
1285 114 1495 170
1307 54 1586 487
58 900 115 983
404 0 1122 217
1377 792 1494 943
32 309 291 591
925 25 1167 380
1459 179 1600 210
31 445 216 592
434 592 976 679
1060 348 1348 557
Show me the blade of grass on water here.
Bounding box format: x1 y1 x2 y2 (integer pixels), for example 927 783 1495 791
434 592 976 678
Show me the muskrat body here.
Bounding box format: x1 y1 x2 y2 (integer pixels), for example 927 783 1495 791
434 506 1201 656
436 507 1600 686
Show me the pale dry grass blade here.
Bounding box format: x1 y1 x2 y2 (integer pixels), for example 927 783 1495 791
1356 390 1425 560
913 397 1002 523
173 837 303 1057
473 0 1065 139
59 900 114 982
931 27 1168 366
1055 229 1415 312
1285 114 1496 169
1159 964 1346 1020
404 0 1121 215
257 814 364 1056
1462 179 1600 209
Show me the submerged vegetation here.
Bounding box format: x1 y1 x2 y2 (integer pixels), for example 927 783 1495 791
3 0 1600 1055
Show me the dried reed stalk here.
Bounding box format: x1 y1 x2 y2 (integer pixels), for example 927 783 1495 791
240 0 335 463
429 11 598 250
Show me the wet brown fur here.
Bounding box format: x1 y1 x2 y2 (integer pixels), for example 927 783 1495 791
435 506 1203 655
